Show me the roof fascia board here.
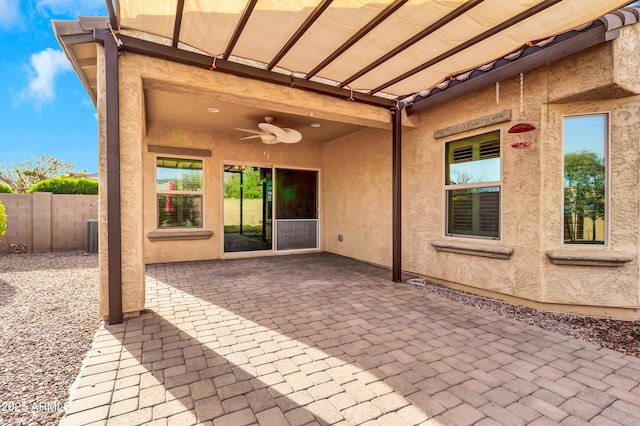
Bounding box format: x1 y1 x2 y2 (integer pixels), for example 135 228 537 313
57 33 97 105
116 33 395 108
406 24 609 115
59 32 95 45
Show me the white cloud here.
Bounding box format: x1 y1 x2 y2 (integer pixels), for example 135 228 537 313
36 0 106 16
0 0 21 28
24 48 72 105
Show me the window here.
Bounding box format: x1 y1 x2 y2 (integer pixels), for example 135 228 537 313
156 157 203 228
445 130 501 239
563 114 607 245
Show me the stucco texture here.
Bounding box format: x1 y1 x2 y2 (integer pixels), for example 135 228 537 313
99 50 380 318
397 28 640 317
322 127 392 267
99 25 640 319
142 126 323 264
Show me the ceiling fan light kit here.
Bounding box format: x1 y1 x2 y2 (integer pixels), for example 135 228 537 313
237 116 302 144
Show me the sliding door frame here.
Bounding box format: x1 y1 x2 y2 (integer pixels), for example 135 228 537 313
220 161 321 258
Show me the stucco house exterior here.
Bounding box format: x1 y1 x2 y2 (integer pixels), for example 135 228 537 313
54 1 640 323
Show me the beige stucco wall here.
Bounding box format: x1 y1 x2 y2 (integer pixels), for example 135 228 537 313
142 126 324 264
97 50 387 319
322 28 640 319
322 127 392 267
99 25 640 320
541 97 640 313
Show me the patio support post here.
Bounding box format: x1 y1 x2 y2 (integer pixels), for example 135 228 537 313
95 29 123 324
391 106 402 282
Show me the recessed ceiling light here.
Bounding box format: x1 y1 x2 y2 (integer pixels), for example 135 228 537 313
207 107 220 113
310 123 321 128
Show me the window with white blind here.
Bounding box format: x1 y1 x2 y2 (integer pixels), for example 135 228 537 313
445 130 501 239
156 157 203 229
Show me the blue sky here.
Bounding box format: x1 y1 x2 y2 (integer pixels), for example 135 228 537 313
0 0 106 173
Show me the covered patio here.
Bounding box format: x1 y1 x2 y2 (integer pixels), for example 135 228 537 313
61 254 640 425
52 0 640 324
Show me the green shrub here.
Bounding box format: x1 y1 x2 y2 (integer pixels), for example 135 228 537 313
27 177 98 195
0 182 14 193
0 200 6 241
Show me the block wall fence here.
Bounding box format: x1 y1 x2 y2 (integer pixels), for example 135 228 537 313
0 193 99 253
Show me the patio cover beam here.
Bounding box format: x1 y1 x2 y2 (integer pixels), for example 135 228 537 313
224 0 258 60
305 0 409 80
267 0 334 71
406 22 611 115
105 0 118 32
171 0 186 48
392 106 402 283
95 28 123 325
372 0 562 95
115 33 395 108
339 0 485 89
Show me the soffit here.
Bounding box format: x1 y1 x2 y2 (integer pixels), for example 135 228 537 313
144 88 365 142
113 0 631 104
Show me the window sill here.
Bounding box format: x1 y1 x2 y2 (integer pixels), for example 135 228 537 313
147 230 213 241
545 250 634 267
431 240 513 259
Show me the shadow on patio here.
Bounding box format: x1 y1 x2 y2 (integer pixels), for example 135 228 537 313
61 253 640 425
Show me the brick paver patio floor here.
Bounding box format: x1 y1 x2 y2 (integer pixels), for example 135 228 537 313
61 253 640 425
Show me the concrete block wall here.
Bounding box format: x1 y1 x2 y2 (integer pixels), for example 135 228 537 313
52 194 99 250
0 193 98 253
0 194 34 252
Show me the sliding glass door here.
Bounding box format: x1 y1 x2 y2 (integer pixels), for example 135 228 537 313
222 165 318 254
223 165 272 253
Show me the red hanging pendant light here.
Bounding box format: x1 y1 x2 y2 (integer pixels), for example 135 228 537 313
508 122 536 133
510 72 536 147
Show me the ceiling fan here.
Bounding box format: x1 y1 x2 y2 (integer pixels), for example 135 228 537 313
236 116 302 144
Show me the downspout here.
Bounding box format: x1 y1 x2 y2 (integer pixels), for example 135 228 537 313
391 106 402 282
94 28 123 324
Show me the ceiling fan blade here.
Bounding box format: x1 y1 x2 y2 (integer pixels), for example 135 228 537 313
240 135 262 140
236 128 262 134
278 128 302 143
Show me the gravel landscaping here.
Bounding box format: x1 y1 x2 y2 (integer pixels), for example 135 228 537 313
404 278 640 358
0 251 100 426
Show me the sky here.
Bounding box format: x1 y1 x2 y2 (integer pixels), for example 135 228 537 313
0 0 107 174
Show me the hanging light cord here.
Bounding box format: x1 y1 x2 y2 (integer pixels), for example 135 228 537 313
519 72 525 121
546 63 551 127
